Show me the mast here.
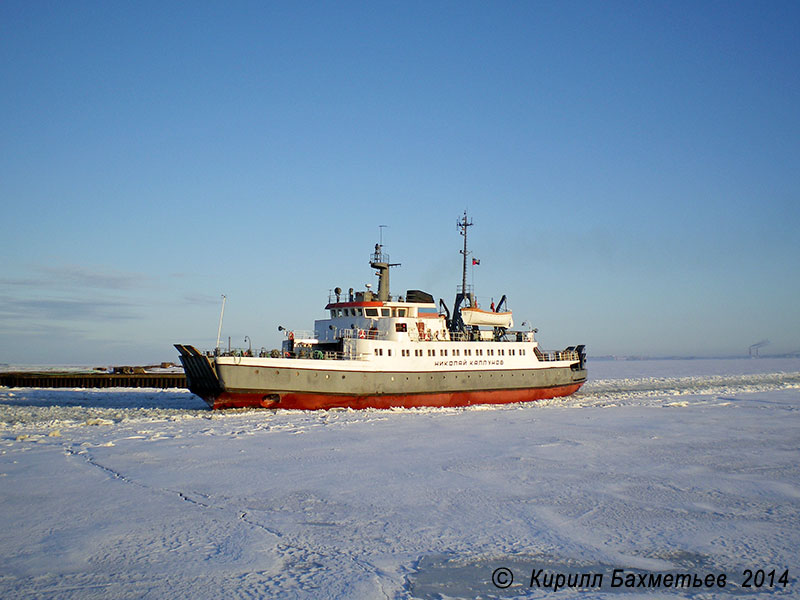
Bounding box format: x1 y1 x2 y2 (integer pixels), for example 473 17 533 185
450 211 474 332
215 294 226 353
370 242 400 302
458 210 473 303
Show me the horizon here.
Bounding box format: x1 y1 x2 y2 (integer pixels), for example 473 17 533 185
2 2 798 364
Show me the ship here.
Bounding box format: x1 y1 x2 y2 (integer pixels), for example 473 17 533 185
175 213 586 410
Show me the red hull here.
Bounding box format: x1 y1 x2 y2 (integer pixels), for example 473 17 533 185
207 382 584 410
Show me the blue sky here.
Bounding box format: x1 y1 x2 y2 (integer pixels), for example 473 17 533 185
2 1 798 364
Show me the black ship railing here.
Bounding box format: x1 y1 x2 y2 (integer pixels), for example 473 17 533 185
208 347 371 361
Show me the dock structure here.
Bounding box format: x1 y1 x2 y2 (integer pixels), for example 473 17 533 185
0 372 187 389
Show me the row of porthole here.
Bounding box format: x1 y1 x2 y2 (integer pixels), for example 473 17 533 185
268 370 538 376
266 370 539 381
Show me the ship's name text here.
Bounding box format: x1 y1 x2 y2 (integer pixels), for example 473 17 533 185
432 359 504 368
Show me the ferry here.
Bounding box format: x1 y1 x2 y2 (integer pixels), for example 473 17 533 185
176 213 586 409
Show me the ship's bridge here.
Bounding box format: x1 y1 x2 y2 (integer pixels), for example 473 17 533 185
315 297 447 344
315 243 449 342
324 300 436 320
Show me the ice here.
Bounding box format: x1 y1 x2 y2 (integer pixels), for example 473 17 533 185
1 358 798 599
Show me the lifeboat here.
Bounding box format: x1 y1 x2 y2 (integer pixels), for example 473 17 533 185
460 307 514 328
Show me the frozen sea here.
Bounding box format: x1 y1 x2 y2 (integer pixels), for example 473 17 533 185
1 358 799 599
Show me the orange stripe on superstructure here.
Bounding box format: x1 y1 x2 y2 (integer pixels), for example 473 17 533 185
324 301 384 309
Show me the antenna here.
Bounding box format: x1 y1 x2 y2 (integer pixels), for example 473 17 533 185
378 224 388 246
457 210 473 299
216 294 227 352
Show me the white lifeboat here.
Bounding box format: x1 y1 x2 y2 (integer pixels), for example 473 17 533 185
460 307 513 328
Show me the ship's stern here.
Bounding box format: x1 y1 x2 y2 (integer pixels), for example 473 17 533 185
174 344 222 408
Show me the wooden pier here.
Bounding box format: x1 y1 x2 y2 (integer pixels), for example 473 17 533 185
0 372 187 389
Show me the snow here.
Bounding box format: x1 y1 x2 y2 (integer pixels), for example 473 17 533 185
1 358 799 599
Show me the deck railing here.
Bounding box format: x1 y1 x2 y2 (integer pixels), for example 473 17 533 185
536 349 581 362
210 347 370 361
338 328 389 340
208 328 580 363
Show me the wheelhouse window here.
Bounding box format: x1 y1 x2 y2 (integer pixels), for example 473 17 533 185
365 308 379 317
381 308 390 317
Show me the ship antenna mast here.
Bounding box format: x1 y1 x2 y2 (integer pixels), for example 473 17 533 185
458 210 473 301
370 225 400 302
215 294 226 354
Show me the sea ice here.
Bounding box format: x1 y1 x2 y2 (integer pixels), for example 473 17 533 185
1 358 798 599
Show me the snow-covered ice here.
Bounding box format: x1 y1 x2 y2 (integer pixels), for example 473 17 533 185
1 358 799 599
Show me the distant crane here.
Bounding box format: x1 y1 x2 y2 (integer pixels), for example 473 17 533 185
749 339 770 358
